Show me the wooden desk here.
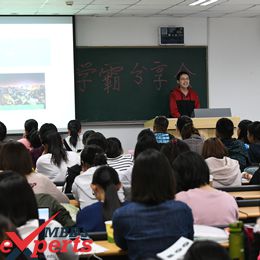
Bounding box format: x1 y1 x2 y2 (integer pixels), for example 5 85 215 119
229 190 260 200
239 206 260 219
93 240 229 255
144 117 240 139
94 241 126 256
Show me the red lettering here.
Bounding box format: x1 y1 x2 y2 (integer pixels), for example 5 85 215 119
72 237 81 253
48 240 61 253
60 239 71 253
31 240 47 257
0 240 13 253
79 239 93 253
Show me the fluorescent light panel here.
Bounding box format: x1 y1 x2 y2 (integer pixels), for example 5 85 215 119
201 0 219 6
189 0 207 6
189 0 219 6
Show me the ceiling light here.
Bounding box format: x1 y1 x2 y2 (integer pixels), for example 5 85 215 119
189 0 207 6
201 0 219 6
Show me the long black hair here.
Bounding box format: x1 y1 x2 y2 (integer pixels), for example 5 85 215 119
68 119 81 148
41 131 68 167
24 119 41 148
0 171 38 227
92 166 121 220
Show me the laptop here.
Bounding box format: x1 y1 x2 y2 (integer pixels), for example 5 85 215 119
194 108 232 118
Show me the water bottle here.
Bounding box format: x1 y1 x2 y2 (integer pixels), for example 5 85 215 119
229 221 245 260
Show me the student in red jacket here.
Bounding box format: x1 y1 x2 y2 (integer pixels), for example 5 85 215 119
169 71 200 118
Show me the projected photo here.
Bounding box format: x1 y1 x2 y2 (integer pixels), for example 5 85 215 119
0 73 46 110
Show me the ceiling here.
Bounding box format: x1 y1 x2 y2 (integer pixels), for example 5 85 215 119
2 0 260 18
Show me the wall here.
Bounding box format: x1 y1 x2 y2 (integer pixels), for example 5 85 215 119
75 16 260 150
208 18 260 121
75 17 207 46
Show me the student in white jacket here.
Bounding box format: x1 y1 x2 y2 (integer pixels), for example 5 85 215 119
72 144 125 209
202 137 242 188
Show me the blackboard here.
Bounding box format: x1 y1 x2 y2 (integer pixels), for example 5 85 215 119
75 47 207 122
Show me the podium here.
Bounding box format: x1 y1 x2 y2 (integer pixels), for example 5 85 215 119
144 117 240 139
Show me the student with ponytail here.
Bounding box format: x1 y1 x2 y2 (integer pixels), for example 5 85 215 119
18 119 41 150
36 131 80 182
72 145 125 209
72 145 107 209
76 166 126 232
64 119 83 153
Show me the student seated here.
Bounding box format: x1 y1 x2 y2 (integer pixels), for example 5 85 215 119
153 116 174 144
63 119 84 153
183 240 231 260
77 166 126 232
0 141 69 203
216 117 248 171
106 137 133 174
173 151 238 226
30 122 58 168
120 134 160 189
160 138 190 168
18 119 41 151
176 116 204 155
202 137 242 188
113 149 194 260
72 145 125 209
0 171 77 259
237 119 252 149
72 144 107 209
36 131 80 182
247 121 260 166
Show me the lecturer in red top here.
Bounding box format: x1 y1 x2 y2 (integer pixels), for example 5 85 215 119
169 71 200 118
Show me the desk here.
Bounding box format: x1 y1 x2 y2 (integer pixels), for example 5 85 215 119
94 241 126 256
229 190 260 200
239 206 260 219
144 117 240 139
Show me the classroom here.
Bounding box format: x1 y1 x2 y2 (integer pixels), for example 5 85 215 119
0 1 260 259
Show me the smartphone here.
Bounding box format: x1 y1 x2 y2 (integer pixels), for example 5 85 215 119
38 208 50 221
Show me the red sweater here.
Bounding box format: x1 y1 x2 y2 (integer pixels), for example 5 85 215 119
169 87 200 118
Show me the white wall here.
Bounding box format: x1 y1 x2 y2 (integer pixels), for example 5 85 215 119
75 16 260 150
76 17 207 46
208 18 260 121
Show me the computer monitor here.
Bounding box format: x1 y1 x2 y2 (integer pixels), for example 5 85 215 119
194 108 232 118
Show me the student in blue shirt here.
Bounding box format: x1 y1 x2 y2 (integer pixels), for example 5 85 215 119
153 115 174 145
76 165 126 232
113 149 194 260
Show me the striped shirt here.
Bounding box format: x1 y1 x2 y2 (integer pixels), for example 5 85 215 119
107 153 134 173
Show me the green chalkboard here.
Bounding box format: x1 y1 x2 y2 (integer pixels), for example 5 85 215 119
75 47 207 122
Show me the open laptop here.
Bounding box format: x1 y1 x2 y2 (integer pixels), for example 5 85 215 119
194 108 232 118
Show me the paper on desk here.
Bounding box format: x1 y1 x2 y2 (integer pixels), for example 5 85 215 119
157 237 193 260
194 224 228 242
74 239 108 255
